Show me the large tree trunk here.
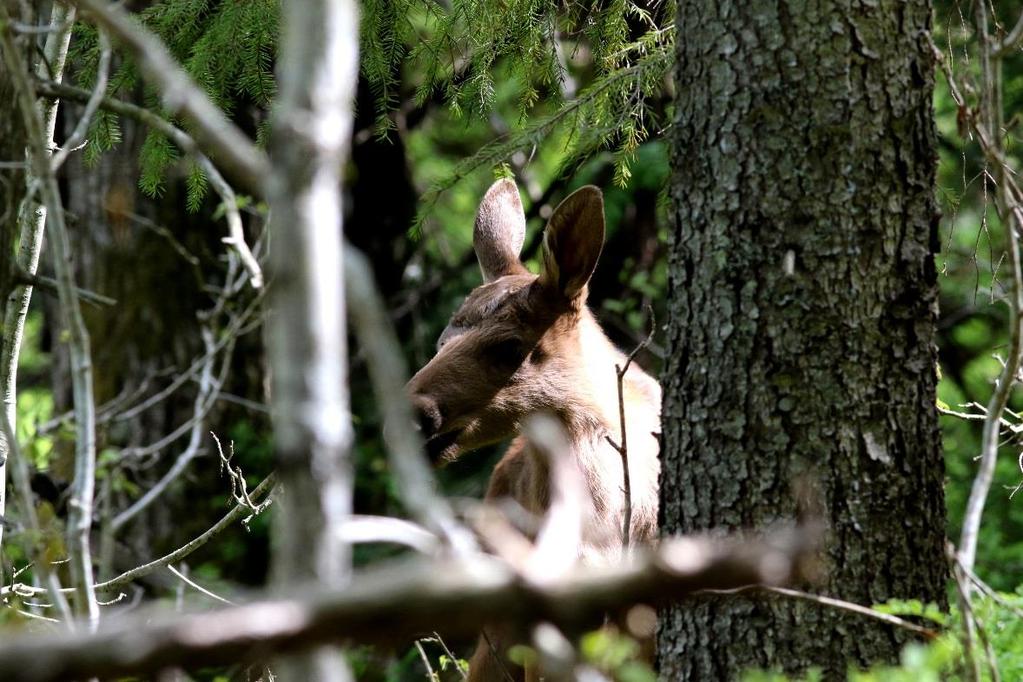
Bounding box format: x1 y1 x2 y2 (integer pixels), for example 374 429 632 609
657 0 947 678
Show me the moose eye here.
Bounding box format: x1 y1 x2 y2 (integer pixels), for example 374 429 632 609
484 338 527 369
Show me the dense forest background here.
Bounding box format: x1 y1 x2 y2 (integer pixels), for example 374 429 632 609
2 0 1023 679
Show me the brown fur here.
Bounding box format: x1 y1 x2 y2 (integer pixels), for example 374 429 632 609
406 180 661 681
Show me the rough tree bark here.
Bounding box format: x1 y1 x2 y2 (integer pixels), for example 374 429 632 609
657 0 947 678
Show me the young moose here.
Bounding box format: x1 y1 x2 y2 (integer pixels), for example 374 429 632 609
406 179 661 680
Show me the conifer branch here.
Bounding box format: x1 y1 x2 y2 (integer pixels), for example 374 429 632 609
68 0 270 196
34 79 265 289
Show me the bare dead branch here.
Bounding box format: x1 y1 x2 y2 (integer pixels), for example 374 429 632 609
201 156 264 289
50 28 110 171
111 295 262 425
211 434 273 527
111 327 222 532
604 307 655 549
13 268 116 307
953 558 986 682
955 555 1023 619
167 565 234 606
338 515 440 555
704 585 940 640
0 527 817 682
2 474 276 600
345 246 477 556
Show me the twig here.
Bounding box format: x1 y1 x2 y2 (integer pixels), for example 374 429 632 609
13 268 116 307
428 633 468 681
35 369 166 436
111 327 223 532
1008 450 1023 499
112 295 262 424
953 559 985 682
954 554 1023 619
50 28 110 171
414 640 438 681
211 434 273 526
703 584 940 640
604 306 655 549
1 474 276 598
337 515 440 554
201 155 263 289
215 392 270 414
167 565 234 606
0 526 818 682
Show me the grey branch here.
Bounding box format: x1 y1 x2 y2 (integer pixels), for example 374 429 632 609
50 28 110 171
345 246 478 556
110 327 222 532
14 268 116 307
1 474 277 599
0 527 817 682
604 307 655 549
264 0 360 678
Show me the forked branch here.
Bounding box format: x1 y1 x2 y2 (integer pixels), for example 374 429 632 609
604 307 655 549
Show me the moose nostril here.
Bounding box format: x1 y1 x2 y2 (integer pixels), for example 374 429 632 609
412 398 442 438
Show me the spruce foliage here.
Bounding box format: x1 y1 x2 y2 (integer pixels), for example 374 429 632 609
66 0 673 218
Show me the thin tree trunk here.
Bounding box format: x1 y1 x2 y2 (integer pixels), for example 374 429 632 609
265 0 359 679
0 1 75 561
657 0 947 678
0 29 26 557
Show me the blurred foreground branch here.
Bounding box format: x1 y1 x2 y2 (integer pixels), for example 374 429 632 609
0 527 817 682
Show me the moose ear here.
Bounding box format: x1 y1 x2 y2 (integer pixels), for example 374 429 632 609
474 179 526 282
538 186 605 301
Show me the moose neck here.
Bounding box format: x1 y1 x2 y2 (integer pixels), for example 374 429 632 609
543 308 656 448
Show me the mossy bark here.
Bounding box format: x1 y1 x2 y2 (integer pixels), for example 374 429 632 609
658 0 947 678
